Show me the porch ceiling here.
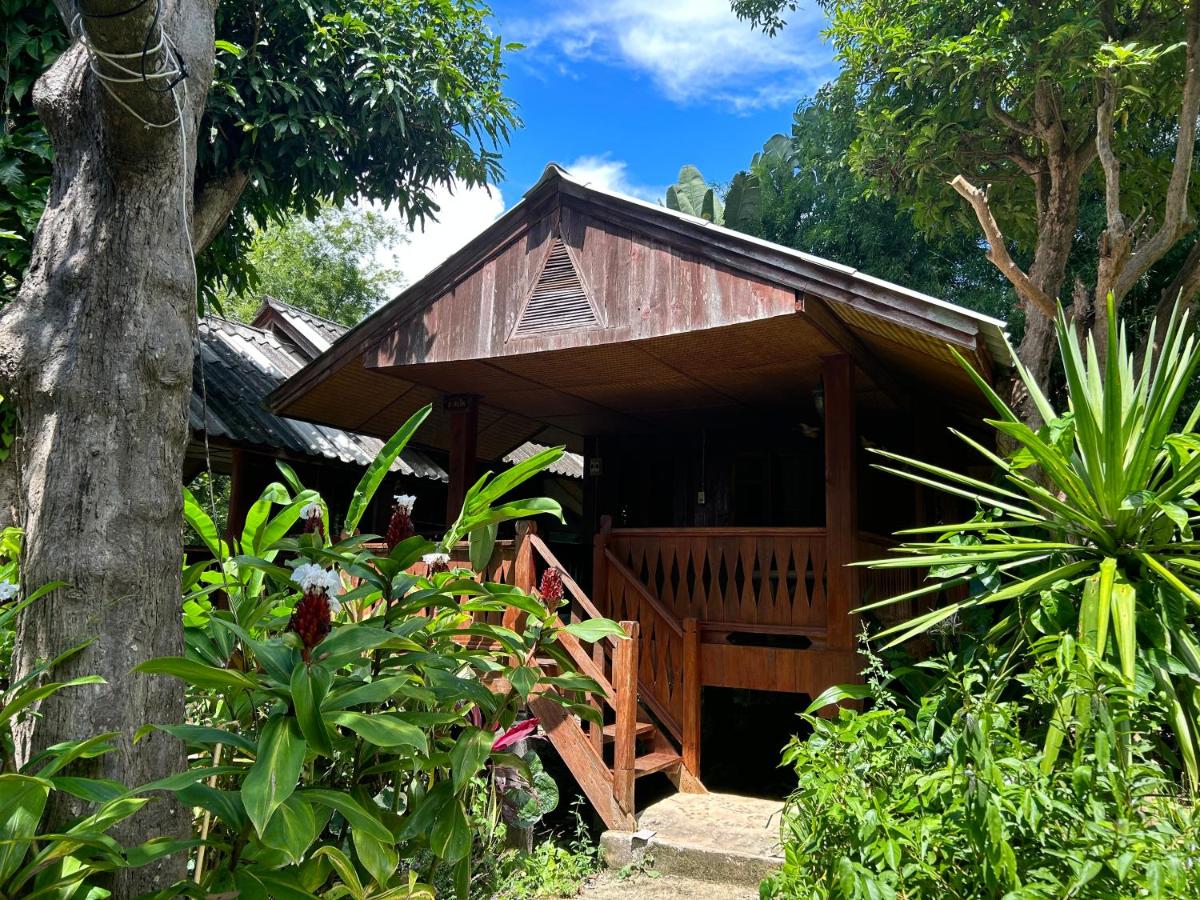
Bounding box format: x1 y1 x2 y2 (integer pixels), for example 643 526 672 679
367 314 840 440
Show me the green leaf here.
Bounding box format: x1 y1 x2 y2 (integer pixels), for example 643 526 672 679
300 789 391 843
315 624 397 662
330 711 428 753
560 618 627 643
469 522 498 572
291 662 333 756
352 827 398 887
261 794 319 865
0 675 105 728
0 774 49 884
450 727 494 792
137 723 256 755
311 846 365 900
430 799 471 862
184 487 226 559
344 406 431 535
243 716 306 836
134 657 258 693
508 665 539 699
805 683 873 713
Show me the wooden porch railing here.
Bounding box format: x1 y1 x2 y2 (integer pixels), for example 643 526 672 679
601 525 831 634
858 532 920 629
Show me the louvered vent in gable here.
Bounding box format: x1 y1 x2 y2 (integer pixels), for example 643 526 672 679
513 238 599 336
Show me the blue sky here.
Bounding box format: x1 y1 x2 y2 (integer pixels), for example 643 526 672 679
489 0 837 200
385 0 837 286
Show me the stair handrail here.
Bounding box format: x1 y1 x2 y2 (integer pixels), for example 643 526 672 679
602 548 684 638
528 533 609 625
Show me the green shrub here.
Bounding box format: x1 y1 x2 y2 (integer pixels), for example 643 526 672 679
139 405 619 898
763 656 1200 899
862 297 1200 788
0 580 194 898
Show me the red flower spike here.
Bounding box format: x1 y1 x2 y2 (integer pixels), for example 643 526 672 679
386 504 415 551
289 589 332 662
492 717 540 751
303 510 325 540
538 567 564 605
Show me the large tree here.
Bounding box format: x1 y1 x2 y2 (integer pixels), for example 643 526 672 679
217 204 404 326
733 0 1200 420
0 1 515 893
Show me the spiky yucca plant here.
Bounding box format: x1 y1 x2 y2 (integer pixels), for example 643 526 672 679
863 296 1200 790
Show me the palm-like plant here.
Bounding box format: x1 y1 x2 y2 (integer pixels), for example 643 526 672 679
864 296 1200 790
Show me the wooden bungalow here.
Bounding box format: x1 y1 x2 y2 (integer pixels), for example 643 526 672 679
268 164 1009 826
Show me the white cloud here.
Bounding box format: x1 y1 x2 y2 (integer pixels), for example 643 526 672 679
561 155 663 203
510 0 831 112
370 181 506 294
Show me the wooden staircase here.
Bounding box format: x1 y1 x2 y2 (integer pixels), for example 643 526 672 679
515 527 705 830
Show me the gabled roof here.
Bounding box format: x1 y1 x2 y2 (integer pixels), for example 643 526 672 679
267 164 1011 452
252 297 347 356
539 164 1010 365
191 312 446 480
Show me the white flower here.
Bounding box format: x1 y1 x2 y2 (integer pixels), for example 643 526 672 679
291 562 341 596
301 502 323 520
321 568 343 596
0 580 17 601
422 552 451 567
393 494 416 513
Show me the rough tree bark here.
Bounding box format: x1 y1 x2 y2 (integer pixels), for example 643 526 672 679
0 1 216 895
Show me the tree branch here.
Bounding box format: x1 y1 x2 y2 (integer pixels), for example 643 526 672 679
986 96 1035 136
1141 234 1200 364
192 170 250 254
1096 76 1122 233
949 174 1058 319
1114 0 1200 299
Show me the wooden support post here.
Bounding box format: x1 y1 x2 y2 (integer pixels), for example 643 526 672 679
226 448 248 544
506 521 537 634
823 354 859 650
682 617 701 781
592 514 612 617
613 620 639 817
444 394 478 525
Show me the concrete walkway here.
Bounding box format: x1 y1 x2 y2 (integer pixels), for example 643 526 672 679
598 793 783 892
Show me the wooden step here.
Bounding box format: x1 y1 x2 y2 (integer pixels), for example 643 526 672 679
634 751 682 777
601 722 655 743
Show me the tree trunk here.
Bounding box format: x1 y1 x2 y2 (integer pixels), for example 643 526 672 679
0 3 215 895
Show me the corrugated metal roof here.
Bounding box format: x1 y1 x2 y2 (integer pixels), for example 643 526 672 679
256 297 346 354
191 315 446 481
503 441 584 479
241 299 579 477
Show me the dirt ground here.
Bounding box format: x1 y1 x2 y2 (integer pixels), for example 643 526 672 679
577 871 759 899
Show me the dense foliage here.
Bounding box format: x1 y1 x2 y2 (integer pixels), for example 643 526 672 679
865 297 1200 788
763 648 1200 898
2 409 618 898
0 0 63 300
0 0 518 303
733 0 1194 246
765 298 1200 896
216 205 403 326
